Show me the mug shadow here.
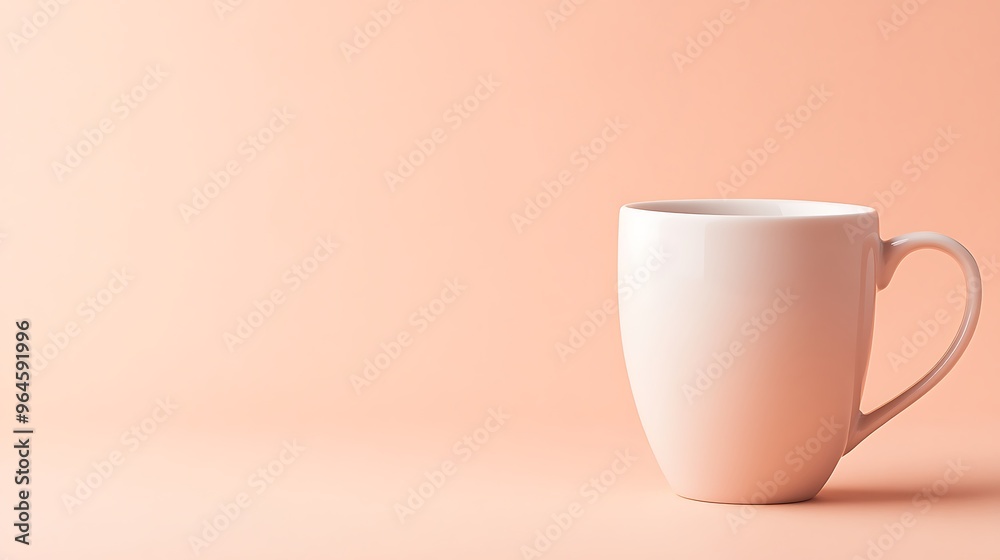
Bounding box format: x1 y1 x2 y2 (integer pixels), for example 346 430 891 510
804 477 1000 506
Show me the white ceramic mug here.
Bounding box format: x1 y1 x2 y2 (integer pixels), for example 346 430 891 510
618 199 982 504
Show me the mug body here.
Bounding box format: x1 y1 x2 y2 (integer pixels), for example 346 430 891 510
618 199 880 503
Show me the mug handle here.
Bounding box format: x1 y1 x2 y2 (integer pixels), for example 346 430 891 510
844 232 983 454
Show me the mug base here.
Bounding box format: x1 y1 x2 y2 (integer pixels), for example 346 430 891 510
672 490 817 505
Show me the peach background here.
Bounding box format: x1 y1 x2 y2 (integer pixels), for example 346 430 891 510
1 0 999 558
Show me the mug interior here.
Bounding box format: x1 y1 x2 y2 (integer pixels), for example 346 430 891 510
624 199 875 218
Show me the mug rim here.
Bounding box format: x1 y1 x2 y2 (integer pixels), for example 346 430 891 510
621 198 877 219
